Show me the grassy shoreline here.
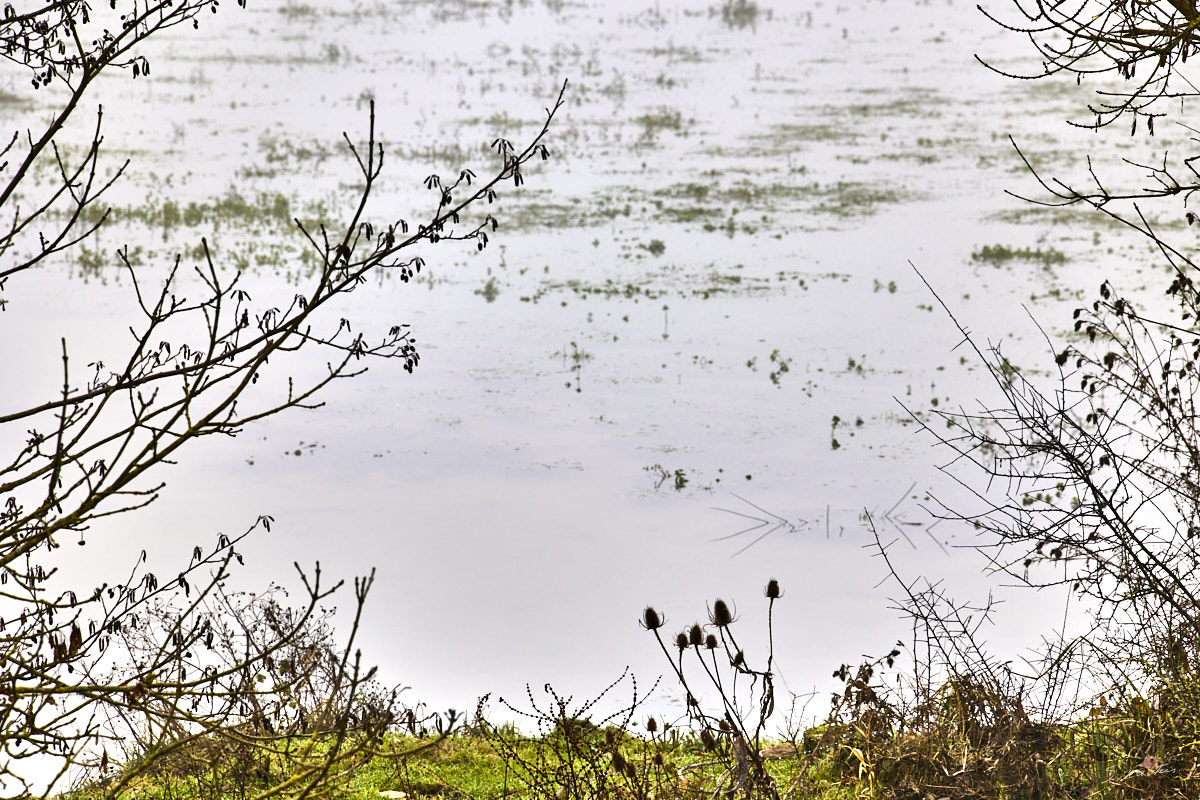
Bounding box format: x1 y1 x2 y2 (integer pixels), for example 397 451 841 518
65 676 1200 800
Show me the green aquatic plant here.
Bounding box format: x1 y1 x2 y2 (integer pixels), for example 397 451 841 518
720 0 760 30
644 464 689 491
971 243 1067 267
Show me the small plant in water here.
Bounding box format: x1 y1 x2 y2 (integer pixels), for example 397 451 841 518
554 341 592 392
720 0 760 29
971 242 1067 267
644 464 689 491
476 275 500 302
767 349 791 386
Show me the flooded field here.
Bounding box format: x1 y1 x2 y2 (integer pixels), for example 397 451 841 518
3 0 1190 723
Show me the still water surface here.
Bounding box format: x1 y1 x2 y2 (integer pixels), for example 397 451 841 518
3 0 1181 724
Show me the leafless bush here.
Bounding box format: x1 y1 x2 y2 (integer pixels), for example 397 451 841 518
874 2 1200 792
1 2 564 796
979 0 1200 127
705 2 1200 794
476 670 670 800
920 0 1191 683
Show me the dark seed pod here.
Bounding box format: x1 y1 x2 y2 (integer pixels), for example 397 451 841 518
709 599 733 628
641 606 664 631
611 750 627 773
688 624 704 647
700 729 717 751
764 578 782 599
646 717 658 733
705 634 718 650
675 632 689 651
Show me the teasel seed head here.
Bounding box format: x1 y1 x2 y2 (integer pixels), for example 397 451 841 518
626 762 638 781
605 728 619 747
705 633 718 650
688 624 704 647
709 598 733 628
675 632 689 651
764 578 782 599
653 752 665 767
611 750 627 773
700 728 717 751
646 717 658 733
641 606 664 631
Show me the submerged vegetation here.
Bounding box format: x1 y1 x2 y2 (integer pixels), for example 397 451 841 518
971 243 1067 267
78 190 324 235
